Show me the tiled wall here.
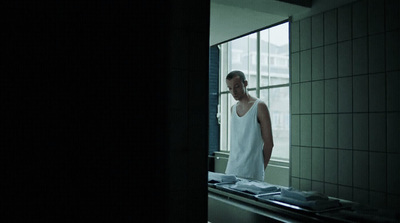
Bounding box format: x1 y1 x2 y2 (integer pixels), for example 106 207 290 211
290 0 400 210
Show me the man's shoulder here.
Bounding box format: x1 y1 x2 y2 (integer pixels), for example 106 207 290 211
256 100 269 113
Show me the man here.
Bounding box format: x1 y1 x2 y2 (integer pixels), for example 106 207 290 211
225 70 274 181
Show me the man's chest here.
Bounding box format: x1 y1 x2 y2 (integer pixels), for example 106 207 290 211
236 103 255 117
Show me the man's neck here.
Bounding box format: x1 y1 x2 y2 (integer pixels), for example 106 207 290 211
238 93 253 104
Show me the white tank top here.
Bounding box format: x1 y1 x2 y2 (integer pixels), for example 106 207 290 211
225 99 264 181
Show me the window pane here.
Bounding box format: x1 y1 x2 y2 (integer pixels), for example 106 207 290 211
229 34 257 89
269 87 290 160
248 33 258 89
269 23 289 85
220 44 228 91
260 29 269 86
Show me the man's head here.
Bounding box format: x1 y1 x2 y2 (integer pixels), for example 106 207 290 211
226 70 248 101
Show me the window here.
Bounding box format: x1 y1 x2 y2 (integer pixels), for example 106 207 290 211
218 22 290 161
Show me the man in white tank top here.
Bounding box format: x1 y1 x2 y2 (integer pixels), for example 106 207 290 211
224 70 274 181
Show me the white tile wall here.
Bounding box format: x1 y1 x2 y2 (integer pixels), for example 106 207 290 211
290 0 400 210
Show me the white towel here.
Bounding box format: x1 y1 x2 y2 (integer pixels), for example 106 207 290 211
271 195 341 211
281 188 329 201
230 181 281 194
208 171 237 183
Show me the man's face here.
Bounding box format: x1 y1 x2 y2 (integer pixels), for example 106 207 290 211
226 75 247 101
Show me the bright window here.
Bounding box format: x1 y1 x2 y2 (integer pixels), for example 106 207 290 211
218 22 290 161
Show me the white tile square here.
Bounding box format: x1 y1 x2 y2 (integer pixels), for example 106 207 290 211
312 81 324 114
369 113 386 152
325 79 338 113
300 115 312 147
291 146 300 177
353 37 368 75
369 152 386 192
352 0 368 38
338 114 352 149
353 113 369 151
312 114 324 147
338 41 352 77
325 114 338 148
387 112 400 153
312 148 324 181
368 0 385 35
300 50 312 82
353 75 369 112
312 14 324 47
387 71 400 111
369 34 385 73
325 149 338 183
353 151 369 189
324 44 338 79
312 47 324 80
338 4 352 41
291 21 300 53
338 150 352 186
338 77 353 113
324 9 337 44
300 82 312 114
369 73 386 112
300 18 311 50
387 153 400 195
386 31 400 71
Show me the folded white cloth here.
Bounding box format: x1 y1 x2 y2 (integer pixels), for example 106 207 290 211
281 188 329 201
271 194 341 211
208 171 237 183
230 181 281 194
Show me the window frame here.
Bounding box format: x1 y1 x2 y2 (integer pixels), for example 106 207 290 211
217 21 290 163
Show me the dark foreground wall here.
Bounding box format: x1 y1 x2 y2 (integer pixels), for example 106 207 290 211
2 1 210 222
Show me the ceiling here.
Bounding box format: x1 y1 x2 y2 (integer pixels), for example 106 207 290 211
210 0 356 46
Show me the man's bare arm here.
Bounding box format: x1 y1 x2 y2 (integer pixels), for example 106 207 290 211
258 101 274 170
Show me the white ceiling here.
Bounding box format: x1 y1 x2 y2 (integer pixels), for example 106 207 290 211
210 0 356 46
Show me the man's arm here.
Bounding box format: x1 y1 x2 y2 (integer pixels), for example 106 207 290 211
257 101 274 170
